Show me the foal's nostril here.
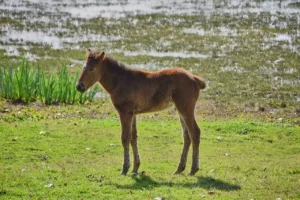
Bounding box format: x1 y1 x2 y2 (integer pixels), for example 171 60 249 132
76 82 85 92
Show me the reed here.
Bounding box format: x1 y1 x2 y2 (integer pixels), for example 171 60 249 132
0 60 99 104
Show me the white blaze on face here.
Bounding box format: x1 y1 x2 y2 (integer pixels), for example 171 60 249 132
83 62 87 70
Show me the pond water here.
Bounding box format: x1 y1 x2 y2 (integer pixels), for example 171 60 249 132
0 0 299 62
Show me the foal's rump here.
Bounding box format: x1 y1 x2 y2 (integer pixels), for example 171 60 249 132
165 68 206 93
193 75 206 90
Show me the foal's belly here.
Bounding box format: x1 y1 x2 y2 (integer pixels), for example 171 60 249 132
132 80 174 114
134 94 173 114
136 101 173 114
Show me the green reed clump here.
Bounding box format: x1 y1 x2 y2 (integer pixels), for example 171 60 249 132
0 60 99 104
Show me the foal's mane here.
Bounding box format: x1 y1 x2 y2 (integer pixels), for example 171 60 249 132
88 51 144 75
105 55 131 73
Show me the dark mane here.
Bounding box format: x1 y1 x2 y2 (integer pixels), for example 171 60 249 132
103 55 133 75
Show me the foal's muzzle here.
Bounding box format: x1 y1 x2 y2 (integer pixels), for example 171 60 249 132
76 82 85 93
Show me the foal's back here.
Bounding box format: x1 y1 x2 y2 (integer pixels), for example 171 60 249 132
114 67 204 114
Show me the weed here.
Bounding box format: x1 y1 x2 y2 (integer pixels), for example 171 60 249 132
0 59 98 104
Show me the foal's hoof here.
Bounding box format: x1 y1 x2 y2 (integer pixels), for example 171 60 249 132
173 169 184 175
121 171 127 175
132 171 146 176
121 164 130 175
188 168 199 176
121 168 129 175
173 166 186 175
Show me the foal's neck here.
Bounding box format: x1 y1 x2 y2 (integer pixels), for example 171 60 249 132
98 57 132 93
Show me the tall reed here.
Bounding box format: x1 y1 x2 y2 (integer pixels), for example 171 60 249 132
0 60 99 104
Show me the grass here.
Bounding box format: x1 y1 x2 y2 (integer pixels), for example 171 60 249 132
0 59 99 104
1 108 300 199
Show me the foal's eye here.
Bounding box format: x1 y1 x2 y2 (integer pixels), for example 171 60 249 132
83 63 95 72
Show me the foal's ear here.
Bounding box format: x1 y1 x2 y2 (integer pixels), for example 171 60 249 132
96 52 105 61
86 49 93 57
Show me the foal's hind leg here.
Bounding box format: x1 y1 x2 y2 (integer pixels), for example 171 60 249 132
174 117 191 174
184 117 201 175
174 101 201 175
131 116 141 173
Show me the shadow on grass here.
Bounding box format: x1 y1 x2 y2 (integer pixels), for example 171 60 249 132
115 175 241 191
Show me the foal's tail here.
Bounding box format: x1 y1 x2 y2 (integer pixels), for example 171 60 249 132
194 76 206 89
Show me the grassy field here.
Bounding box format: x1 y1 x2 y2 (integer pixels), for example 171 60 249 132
1 1 300 199
1 103 300 199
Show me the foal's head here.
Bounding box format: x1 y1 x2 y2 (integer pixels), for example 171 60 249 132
76 49 105 93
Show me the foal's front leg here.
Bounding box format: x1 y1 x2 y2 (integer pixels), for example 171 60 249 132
131 116 141 173
119 112 133 175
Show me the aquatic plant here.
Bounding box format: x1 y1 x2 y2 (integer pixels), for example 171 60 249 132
0 59 98 104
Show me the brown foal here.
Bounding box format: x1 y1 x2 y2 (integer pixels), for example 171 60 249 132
76 49 206 175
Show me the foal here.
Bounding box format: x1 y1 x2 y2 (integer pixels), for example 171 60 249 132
76 49 206 175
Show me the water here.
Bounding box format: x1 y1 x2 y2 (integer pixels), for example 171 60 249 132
121 50 210 59
221 66 245 73
2 0 299 18
1 0 299 62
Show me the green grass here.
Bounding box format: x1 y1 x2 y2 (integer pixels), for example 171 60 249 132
1 114 299 199
0 60 99 104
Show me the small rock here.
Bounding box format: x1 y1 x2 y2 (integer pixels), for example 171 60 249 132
224 153 230 156
39 131 46 135
241 129 249 135
85 148 92 151
154 197 165 200
258 106 265 112
44 183 54 188
278 118 283 121
210 169 215 172
86 174 94 178
280 102 286 108
216 136 222 141
139 171 146 176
